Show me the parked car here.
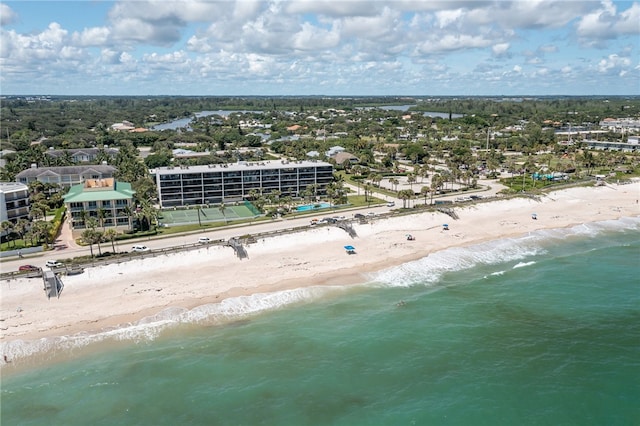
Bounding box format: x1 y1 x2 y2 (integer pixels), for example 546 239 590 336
19 264 39 272
45 260 63 268
386 201 395 207
198 237 211 244
354 213 365 219
131 245 150 253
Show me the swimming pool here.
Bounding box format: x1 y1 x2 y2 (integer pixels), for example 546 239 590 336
296 202 331 212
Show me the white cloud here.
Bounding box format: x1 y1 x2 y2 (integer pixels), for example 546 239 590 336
492 43 510 56
285 0 381 18
2 0 639 95
597 53 631 74
576 0 640 45
111 18 181 46
417 34 493 54
72 27 111 47
0 4 17 26
291 22 340 51
434 8 464 29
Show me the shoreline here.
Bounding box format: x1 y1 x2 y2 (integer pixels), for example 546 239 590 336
1 183 639 367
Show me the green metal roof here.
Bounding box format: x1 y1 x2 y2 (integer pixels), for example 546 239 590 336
63 181 135 203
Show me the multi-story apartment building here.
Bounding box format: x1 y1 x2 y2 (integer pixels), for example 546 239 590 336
152 160 334 208
63 178 135 233
0 182 30 224
16 164 117 188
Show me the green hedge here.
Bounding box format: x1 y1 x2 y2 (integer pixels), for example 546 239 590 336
49 207 66 243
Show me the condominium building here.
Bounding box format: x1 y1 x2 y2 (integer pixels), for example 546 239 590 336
0 182 30 224
16 164 117 187
152 160 334 208
63 178 135 233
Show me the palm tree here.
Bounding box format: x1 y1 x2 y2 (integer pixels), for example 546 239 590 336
389 177 399 192
15 218 30 245
97 207 107 230
372 174 383 188
420 186 430 206
430 174 443 205
398 189 414 208
122 205 134 231
104 229 118 253
1 221 14 248
33 221 53 246
82 229 96 257
219 202 227 224
86 217 102 255
139 201 157 232
363 183 372 203
407 173 416 190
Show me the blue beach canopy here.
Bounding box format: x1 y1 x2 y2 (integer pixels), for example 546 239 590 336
344 245 355 250
443 224 448 227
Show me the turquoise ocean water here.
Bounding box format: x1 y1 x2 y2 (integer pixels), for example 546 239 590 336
2 218 639 425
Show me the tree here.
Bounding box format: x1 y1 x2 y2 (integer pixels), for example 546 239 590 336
420 186 430 205
138 201 157 232
398 189 414 208
431 174 443 204
97 207 107 230
81 229 97 257
389 177 399 192
407 173 416 190
219 202 227 223
1 221 15 248
15 218 30 244
32 221 53 246
104 229 118 253
86 217 102 255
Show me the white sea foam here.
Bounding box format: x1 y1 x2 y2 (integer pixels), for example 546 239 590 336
372 216 640 288
372 236 543 287
3 217 638 365
513 261 536 269
0 285 345 364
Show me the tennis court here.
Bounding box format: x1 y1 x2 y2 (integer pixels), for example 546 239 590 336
159 202 261 226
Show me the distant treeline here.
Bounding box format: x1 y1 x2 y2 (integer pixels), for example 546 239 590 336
1 95 638 149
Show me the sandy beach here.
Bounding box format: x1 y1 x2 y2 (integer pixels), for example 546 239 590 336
1 182 638 363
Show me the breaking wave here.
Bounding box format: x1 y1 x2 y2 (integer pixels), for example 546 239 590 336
2 217 638 365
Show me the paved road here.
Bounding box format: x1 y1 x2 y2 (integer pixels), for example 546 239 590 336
0 204 393 273
1 178 506 273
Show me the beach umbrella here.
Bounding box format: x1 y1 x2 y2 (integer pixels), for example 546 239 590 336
344 245 355 251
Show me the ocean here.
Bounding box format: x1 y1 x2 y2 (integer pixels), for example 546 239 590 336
2 218 639 425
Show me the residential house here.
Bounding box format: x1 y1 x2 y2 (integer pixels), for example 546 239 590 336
45 147 119 163
16 165 117 187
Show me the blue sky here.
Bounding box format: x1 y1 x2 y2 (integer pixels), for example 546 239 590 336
1 1 638 96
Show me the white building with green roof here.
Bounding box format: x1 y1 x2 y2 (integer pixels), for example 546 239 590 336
63 178 135 234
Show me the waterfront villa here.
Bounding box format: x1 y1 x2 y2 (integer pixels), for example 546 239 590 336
16 165 117 188
63 178 135 234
